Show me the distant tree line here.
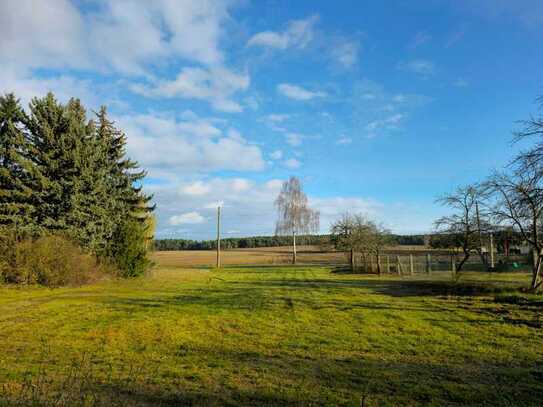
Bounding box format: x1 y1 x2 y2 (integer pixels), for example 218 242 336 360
154 233 425 251
0 92 154 283
154 234 329 251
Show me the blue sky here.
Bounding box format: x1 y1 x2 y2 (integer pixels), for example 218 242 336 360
2 0 543 239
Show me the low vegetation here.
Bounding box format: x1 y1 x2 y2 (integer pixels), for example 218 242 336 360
1 253 542 406
0 233 110 287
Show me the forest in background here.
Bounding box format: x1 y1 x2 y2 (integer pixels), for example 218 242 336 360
154 234 426 250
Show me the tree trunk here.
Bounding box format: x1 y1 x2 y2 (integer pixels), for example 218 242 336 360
531 250 542 291
456 249 470 272
350 248 354 271
292 231 297 265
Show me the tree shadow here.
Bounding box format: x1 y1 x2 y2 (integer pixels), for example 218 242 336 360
4 344 543 406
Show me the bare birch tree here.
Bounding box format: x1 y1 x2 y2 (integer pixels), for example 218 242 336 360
275 176 319 264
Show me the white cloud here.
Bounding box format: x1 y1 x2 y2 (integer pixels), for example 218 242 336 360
131 66 249 113
330 40 359 68
203 200 224 209
337 136 352 145
248 31 288 49
351 80 430 140
0 0 233 75
266 179 284 190
270 150 283 160
247 15 319 50
169 211 206 225
150 177 286 238
284 158 301 169
398 59 435 76
310 197 382 231
277 83 327 101
182 181 211 196
150 176 433 239
116 113 265 175
0 0 240 114
453 78 469 87
408 31 432 49
260 114 291 133
455 1 543 27
267 114 290 123
231 178 252 192
0 65 98 108
365 114 405 138
244 95 260 110
285 133 303 146
0 0 88 70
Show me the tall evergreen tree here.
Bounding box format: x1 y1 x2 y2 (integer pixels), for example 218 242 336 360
0 94 37 232
63 98 111 254
25 93 75 230
94 107 154 270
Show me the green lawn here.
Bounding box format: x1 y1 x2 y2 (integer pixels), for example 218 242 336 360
1 265 543 406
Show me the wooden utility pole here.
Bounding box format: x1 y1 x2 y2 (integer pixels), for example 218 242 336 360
216 206 221 269
292 231 297 264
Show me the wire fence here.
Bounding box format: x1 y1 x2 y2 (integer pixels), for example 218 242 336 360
351 252 532 274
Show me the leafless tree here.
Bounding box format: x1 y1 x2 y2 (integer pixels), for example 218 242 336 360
512 96 543 176
434 185 491 271
275 176 319 264
330 213 389 272
482 168 543 291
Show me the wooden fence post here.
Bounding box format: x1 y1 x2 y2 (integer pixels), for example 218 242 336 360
426 254 431 273
396 255 403 276
451 255 456 273
409 254 414 275
370 256 374 274
386 255 390 273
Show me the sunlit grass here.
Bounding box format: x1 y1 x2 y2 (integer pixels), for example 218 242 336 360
1 262 542 405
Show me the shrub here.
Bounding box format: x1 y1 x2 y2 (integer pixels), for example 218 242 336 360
0 232 110 287
108 220 152 278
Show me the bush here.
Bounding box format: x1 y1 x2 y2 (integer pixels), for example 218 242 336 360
0 232 109 287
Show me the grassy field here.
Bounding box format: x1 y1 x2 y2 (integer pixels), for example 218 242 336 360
1 250 543 406
151 246 346 267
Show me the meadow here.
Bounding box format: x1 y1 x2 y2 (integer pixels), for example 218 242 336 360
1 248 543 406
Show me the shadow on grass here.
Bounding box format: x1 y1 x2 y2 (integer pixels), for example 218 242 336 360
244 273 529 298
4 344 543 406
